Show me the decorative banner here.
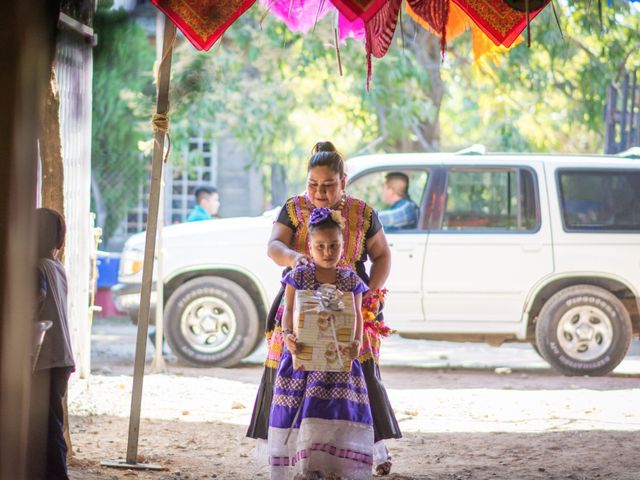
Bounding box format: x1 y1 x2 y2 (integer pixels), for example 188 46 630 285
408 0 521 64
339 12 366 41
330 0 389 21
260 0 365 41
406 0 449 37
260 0 332 33
471 22 523 64
151 0 256 51
452 0 547 47
406 0 451 53
364 0 402 59
407 0 472 39
503 0 549 11
364 0 402 86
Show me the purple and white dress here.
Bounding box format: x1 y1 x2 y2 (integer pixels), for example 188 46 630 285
268 264 373 480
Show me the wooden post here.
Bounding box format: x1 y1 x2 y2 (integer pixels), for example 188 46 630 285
126 17 175 465
101 16 175 471
0 2 54 478
151 11 167 375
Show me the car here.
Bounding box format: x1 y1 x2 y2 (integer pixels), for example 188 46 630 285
113 152 640 375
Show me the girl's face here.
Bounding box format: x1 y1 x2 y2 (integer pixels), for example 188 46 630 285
309 227 343 269
306 166 346 208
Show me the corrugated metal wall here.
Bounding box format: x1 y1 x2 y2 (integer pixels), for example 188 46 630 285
56 30 93 378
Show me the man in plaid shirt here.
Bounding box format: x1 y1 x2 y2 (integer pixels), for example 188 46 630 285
378 172 419 231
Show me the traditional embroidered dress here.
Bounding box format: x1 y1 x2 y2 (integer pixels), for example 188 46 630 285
268 264 373 480
248 195 401 463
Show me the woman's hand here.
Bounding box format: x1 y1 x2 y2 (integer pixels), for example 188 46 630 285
291 253 311 268
345 339 361 360
284 332 300 354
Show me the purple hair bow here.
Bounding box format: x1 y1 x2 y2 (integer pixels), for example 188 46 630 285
309 207 331 225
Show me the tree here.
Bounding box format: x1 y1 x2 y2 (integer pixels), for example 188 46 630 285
165 7 444 198
92 2 154 242
102 1 640 222
439 1 640 152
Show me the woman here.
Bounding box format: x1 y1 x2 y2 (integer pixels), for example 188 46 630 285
247 141 401 475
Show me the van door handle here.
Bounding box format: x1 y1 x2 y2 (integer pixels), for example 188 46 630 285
521 244 542 252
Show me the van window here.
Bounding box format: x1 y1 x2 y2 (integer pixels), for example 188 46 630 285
558 170 640 231
442 168 539 231
347 169 429 229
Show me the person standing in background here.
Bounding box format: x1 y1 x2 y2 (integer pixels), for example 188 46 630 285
187 185 220 222
31 208 75 480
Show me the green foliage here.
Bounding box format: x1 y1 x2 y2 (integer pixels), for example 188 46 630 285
92 2 154 240
166 7 441 196
168 12 374 194
440 1 640 153
96 1 640 220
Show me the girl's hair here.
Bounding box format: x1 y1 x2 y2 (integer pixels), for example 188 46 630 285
307 141 345 179
36 208 66 258
308 207 345 236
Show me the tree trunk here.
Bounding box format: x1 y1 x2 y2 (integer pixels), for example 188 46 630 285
397 19 444 152
40 64 65 217
39 62 73 459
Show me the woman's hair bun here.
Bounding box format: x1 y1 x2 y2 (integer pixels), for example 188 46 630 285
311 141 337 154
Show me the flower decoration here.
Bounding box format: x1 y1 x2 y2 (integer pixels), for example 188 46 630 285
362 288 395 338
309 207 345 229
309 207 331 225
330 210 345 229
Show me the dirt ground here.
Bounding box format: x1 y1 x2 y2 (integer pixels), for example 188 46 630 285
67 321 640 480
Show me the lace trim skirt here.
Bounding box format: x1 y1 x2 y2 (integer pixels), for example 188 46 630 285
267 350 374 480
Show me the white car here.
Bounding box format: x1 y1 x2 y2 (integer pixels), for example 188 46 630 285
113 152 640 375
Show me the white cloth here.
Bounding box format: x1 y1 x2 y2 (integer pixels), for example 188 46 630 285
268 418 373 480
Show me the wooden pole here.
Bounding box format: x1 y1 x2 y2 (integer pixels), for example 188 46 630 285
101 17 176 470
151 11 167 374
125 17 176 465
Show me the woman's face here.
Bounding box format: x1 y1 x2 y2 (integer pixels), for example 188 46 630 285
306 166 346 208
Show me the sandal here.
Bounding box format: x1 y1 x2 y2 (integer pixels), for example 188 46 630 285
375 461 392 476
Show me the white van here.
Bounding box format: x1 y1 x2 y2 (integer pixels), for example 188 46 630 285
113 153 640 375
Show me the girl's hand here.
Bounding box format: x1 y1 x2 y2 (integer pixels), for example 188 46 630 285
345 339 361 360
284 333 300 353
291 253 310 268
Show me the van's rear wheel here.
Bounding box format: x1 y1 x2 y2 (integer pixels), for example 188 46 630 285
164 276 260 367
535 285 632 376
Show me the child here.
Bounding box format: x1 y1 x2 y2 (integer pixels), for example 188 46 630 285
33 208 75 480
267 207 374 480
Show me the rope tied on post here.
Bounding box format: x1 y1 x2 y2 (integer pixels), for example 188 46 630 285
150 24 177 164
151 112 171 163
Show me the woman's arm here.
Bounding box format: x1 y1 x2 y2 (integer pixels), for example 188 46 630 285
366 230 391 292
282 285 299 353
267 222 309 268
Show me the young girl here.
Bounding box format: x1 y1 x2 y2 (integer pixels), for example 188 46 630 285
268 207 374 480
